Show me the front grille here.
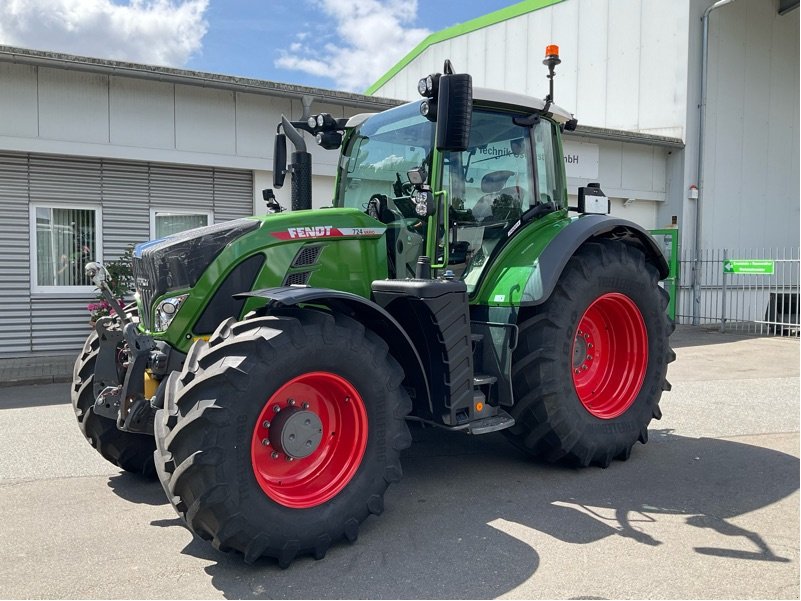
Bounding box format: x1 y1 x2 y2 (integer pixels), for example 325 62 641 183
283 271 311 286
132 256 157 329
132 218 260 331
291 245 322 267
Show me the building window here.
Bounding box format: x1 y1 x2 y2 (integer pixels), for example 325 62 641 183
30 205 101 293
150 210 213 239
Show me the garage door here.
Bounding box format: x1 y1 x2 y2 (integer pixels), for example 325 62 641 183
0 152 253 356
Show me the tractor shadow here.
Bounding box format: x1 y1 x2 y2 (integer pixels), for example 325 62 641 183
167 426 799 599
106 472 168 506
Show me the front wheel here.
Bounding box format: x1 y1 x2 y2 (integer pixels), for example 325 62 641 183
154 309 412 566
505 240 675 467
71 328 156 476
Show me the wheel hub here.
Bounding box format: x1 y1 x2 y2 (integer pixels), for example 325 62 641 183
571 293 648 419
251 371 368 509
572 329 593 373
268 408 323 459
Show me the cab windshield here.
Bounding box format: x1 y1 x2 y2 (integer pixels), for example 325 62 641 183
336 103 434 278
336 103 434 211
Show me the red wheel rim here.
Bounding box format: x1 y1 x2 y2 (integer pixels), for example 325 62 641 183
571 293 648 419
251 372 368 509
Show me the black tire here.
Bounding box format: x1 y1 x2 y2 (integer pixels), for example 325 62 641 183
71 328 156 477
505 240 675 467
154 308 412 567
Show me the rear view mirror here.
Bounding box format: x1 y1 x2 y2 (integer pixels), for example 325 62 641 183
436 73 472 152
273 133 287 189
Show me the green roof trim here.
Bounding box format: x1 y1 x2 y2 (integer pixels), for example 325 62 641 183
365 0 565 95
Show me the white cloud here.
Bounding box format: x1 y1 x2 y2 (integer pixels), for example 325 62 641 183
275 0 430 92
0 0 209 67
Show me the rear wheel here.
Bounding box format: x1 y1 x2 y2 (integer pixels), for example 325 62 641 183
505 240 675 467
71 327 156 476
154 309 412 567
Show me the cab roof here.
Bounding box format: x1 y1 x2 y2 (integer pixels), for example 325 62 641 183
346 87 573 129
473 87 573 124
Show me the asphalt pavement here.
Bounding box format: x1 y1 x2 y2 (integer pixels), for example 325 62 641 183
0 326 798 599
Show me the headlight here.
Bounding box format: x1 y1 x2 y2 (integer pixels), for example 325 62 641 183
413 189 434 217
155 294 188 331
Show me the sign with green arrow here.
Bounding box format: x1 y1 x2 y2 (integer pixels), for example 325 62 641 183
723 259 775 275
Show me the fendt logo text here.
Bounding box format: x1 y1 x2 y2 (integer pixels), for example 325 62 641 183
287 226 333 238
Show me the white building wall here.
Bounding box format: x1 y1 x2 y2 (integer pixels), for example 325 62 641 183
0 64 364 215
373 0 691 138
564 135 669 230
699 0 800 250
374 0 799 253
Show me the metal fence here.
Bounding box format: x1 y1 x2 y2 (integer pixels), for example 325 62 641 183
677 248 800 336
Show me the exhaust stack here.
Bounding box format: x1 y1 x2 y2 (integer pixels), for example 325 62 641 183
276 116 313 212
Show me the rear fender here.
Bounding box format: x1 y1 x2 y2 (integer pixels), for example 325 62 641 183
476 214 669 307
236 287 432 414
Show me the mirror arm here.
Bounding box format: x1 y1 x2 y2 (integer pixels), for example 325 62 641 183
281 116 307 153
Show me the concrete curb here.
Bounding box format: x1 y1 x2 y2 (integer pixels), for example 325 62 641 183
0 353 75 389
0 376 72 388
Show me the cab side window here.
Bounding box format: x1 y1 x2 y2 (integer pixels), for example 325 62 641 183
533 118 563 208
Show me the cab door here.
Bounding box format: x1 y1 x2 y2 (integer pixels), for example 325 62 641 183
439 109 537 287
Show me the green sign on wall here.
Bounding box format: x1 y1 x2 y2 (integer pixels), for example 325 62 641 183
723 260 775 275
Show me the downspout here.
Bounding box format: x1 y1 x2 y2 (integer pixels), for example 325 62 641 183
693 0 737 325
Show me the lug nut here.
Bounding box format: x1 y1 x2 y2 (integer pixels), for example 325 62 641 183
262 438 270 446
288 398 296 406
286 456 294 462
588 343 593 349
584 333 590 339
273 405 281 413
574 368 580 374
582 365 588 371
301 402 309 410
262 420 270 429
271 451 279 459
344 396 350 403
586 355 592 361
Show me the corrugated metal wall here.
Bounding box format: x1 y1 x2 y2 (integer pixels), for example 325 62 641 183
0 152 253 357
0 153 32 354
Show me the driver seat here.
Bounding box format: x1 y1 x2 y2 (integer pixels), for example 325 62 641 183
472 170 514 220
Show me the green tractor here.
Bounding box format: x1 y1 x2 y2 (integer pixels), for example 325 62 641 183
72 51 673 567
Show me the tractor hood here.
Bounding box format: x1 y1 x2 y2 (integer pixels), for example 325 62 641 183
133 209 389 350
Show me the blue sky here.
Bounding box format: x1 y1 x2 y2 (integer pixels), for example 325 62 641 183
0 0 521 93
187 0 519 90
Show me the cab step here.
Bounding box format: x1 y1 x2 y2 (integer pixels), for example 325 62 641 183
473 373 497 387
465 409 515 435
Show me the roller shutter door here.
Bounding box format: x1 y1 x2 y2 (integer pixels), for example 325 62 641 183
0 152 253 356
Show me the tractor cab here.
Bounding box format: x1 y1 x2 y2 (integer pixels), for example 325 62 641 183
332 86 572 288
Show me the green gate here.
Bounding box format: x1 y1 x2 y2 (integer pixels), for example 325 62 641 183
649 228 679 321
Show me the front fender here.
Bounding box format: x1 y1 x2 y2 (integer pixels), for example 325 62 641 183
236 286 432 413
473 213 669 307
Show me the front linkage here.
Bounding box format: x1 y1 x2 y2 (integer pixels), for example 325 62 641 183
85 262 185 435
